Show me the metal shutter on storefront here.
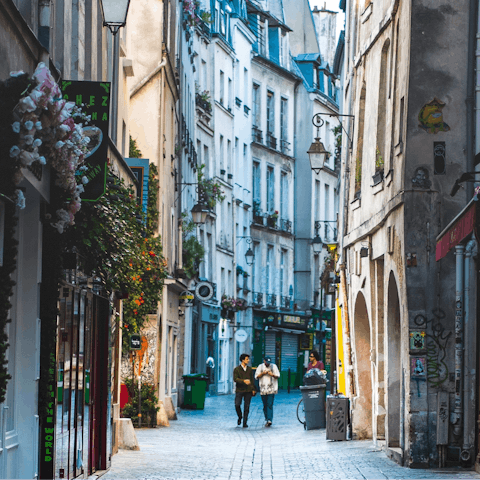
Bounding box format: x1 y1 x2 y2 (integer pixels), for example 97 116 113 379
281 333 298 371
265 331 276 359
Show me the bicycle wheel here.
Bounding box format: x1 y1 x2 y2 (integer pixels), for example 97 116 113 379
296 398 306 428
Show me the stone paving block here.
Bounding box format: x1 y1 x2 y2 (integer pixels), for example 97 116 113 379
99 392 480 480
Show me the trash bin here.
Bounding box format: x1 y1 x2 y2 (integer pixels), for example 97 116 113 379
182 374 208 410
299 384 326 430
326 395 349 440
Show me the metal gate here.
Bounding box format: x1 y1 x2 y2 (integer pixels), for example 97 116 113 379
280 333 298 372
264 331 276 360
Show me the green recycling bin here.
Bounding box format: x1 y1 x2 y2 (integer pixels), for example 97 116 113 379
182 374 208 410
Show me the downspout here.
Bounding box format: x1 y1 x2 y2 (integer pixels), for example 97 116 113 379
466 0 478 197
452 245 465 438
462 238 477 462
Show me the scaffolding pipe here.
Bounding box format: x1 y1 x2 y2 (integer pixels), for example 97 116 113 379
462 239 477 462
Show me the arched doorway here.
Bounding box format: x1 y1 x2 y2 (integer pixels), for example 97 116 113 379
353 292 372 439
386 272 401 447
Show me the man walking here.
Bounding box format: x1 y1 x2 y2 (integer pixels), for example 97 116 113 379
233 353 255 428
255 356 280 427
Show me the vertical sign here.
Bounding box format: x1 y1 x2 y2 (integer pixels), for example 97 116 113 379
61 81 111 201
39 352 56 479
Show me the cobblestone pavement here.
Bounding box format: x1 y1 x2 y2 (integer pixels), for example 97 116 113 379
98 391 480 480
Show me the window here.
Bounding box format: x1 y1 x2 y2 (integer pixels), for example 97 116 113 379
324 184 330 232
315 181 321 221
266 166 275 213
252 84 260 127
398 96 405 145
220 70 225 105
267 91 275 135
244 68 248 104
280 250 285 295
252 242 259 291
253 161 261 205
325 121 330 167
227 139 231 174
202 59 207 90
280 97 288 151
280 172 288 219
228 77 232 109
197 140 202 165
266 245 274 292
219 135 224 171
203 145 209 173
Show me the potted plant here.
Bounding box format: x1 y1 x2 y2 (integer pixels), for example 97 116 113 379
267 210 279 228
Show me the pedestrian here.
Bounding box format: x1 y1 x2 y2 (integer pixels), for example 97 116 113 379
255 356 280 427
233 353 256 428
307 350 325 371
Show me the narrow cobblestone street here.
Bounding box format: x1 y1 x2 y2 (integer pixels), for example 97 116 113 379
97 392 480 480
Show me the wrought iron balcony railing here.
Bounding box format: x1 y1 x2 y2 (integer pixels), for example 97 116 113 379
280 296 291 310
279 218 292 233
266 293 276 308
252 292 263 306
280 139 290 154
252 126 263 144
266 134 277 150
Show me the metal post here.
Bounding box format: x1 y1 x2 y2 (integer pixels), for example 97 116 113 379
138 376 142 428
110 32 120 144
453 245 465 438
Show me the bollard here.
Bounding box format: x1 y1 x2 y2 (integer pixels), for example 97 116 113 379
288 368 291 393
138 376 142 428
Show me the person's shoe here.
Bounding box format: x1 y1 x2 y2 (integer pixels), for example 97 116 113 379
266 420 272 427
243 423 248 428
237 418 242 426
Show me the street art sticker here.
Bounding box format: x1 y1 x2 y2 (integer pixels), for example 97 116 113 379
409 330 426 352
418 97 450 134
414 309 451 388
411 356 427 378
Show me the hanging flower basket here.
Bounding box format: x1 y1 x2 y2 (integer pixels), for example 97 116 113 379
1 63 93 232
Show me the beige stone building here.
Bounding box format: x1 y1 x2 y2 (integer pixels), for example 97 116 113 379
338 0 478 468
128 0 187 418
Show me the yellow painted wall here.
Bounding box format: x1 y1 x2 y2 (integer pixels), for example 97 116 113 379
336 300 346 395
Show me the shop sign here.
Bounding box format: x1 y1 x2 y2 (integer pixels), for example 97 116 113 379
299 333 313 350
61 80 111 202
126 158 149 215
436 201 476 261
130 334 141 350
39 352 56 479
284 315 302 324
235 329 248 343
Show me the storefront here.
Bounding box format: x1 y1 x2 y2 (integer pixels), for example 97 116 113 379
191 303 221 394
40 284 112 479
252 312 309 388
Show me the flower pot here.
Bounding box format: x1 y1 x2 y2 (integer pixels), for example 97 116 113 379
372 170 384 186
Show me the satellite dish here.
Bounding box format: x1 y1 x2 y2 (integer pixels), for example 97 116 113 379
195 281 214 302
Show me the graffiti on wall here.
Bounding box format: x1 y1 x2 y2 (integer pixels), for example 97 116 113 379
418 97 450 134
414 309 451 388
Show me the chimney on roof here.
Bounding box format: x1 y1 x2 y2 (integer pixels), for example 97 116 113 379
313 5 319 11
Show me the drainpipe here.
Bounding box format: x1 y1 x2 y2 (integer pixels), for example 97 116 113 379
452 245 465 438
462 238 477 462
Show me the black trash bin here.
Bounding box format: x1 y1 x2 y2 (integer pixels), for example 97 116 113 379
300 384 327 430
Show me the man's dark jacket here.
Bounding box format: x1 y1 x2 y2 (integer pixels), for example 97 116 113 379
233 365 255 392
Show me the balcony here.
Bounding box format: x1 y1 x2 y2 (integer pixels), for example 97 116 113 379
266 293 277 308
253 209 265 226
252 292 263 307
280 139 291 155
266 134 277 150
252 126 263 144
279 218 292 233
280 296 291 310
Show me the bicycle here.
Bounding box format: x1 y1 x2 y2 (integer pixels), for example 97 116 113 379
296 397 306 429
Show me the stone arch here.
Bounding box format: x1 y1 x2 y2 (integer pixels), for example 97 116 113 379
353 291 373 439
386 270 402 447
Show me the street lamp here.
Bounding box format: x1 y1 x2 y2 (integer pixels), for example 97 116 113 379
190 200 210 225
99 0 131 34
236 236 255 266
307 114 330 174
311 220 323 254
245 246 255 266
99 0 131 144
